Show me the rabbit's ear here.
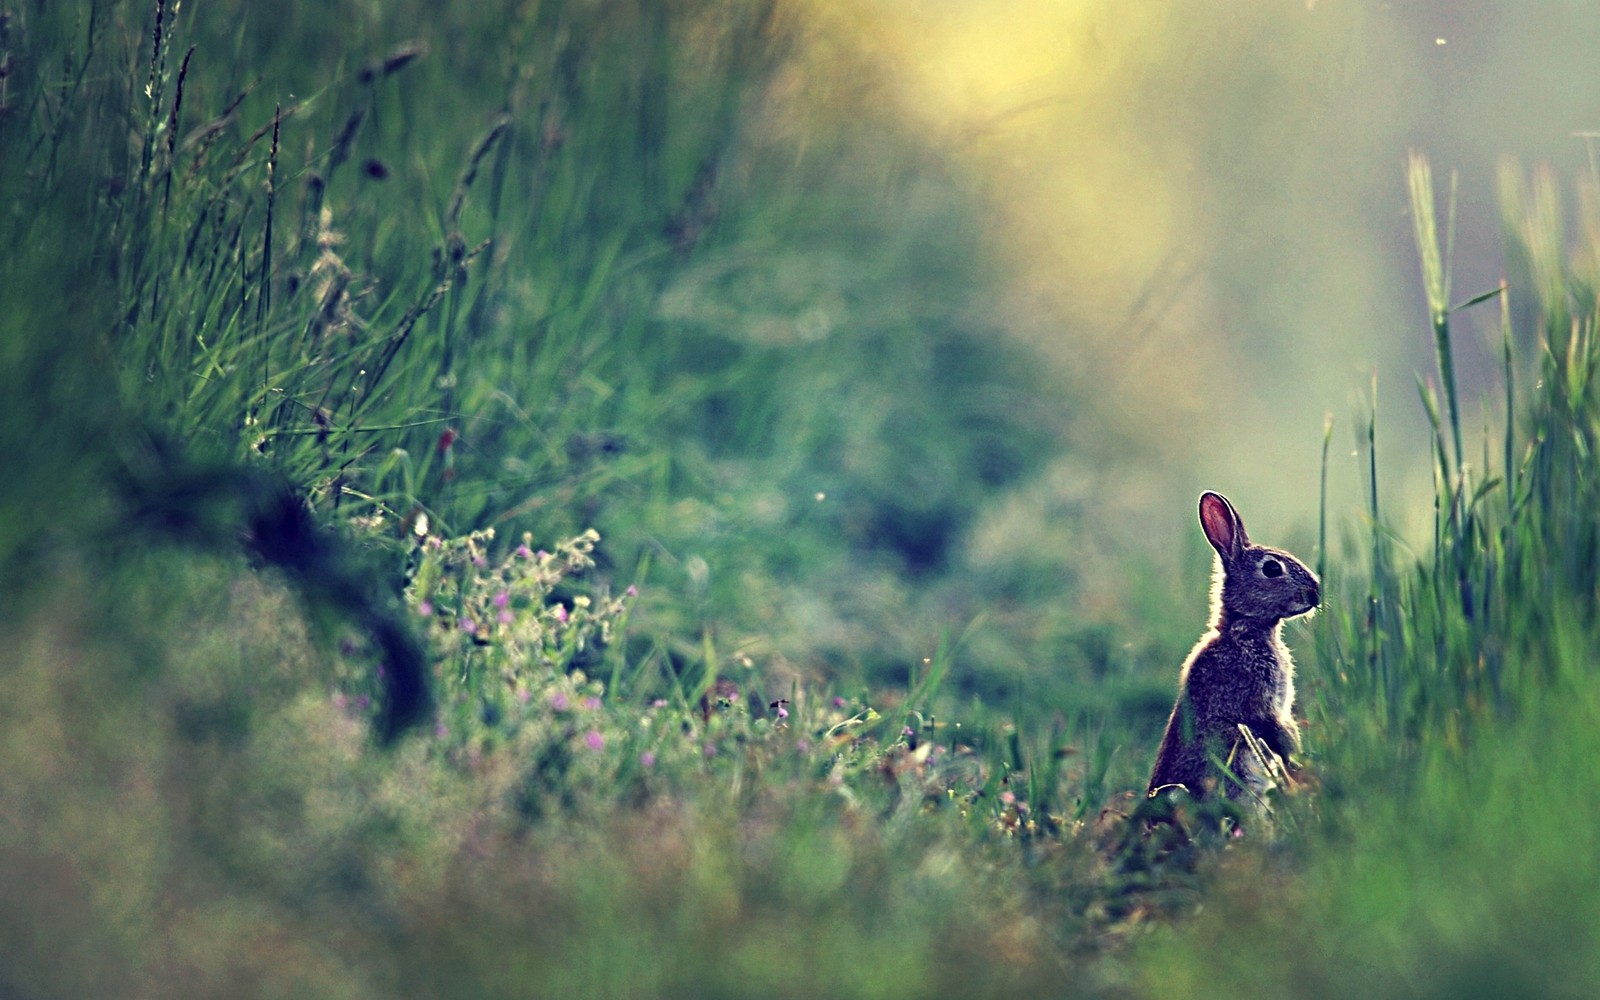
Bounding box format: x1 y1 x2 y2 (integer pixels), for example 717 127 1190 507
1199 491 1249 560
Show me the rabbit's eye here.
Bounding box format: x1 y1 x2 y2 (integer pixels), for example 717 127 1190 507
1261 559 1283 578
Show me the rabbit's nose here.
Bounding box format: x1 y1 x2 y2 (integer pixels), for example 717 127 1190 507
1304 584 1321 606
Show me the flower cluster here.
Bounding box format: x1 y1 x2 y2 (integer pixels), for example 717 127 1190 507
409 527 628 664
402 525 633 749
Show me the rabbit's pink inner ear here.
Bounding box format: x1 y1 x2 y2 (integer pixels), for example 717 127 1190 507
1199 492 1241 559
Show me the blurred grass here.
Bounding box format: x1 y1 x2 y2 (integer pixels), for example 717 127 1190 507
2 0 1154 719
0 1 1163 995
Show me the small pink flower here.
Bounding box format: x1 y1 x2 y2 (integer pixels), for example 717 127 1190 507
796 739 810 753
584 696 602 711
625 585 639 597
553 605 568 624
498 609 514 625
651 698 668 709
417 601 434 617
584 730 605 751
434 722 449 740
777 704 789 720
536 550 550 560
551 692 571 711
459 618 477 635
832 697 846 709
1000 790 1016 806
493 591 510 608
640 751 656 768
516 688 531 704
516 544 533 559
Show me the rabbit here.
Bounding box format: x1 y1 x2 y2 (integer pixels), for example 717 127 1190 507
1146 491 1320 812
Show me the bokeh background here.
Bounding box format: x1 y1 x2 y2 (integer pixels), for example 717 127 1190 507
852 0 1600 516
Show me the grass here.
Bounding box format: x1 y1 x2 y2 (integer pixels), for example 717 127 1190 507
5 1 1600 997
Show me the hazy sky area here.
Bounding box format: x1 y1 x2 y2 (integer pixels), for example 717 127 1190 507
821 1 1600 543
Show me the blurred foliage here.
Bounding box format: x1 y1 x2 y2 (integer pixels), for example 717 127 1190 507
0 0 1166 721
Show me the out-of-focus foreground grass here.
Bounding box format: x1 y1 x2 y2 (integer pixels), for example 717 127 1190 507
0 2 1157 996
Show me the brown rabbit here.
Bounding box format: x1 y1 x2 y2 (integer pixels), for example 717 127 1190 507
1146 491 1320 809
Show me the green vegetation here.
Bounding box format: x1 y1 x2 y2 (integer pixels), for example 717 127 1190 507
3 2 1599 997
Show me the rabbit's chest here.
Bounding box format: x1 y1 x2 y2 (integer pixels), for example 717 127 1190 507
1192 627 1294 715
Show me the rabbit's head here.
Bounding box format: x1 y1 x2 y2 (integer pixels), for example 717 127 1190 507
1199 491 1320 624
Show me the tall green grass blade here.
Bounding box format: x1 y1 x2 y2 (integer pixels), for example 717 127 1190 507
1408 152 1466 480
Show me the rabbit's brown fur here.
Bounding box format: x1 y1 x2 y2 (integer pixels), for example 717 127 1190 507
1147 492 1320 806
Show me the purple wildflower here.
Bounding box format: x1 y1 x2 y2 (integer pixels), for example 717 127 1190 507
498 609 514 625
625 585 639 597
640 751 656 768
417 601 433 617
516 544 533 559
551 691 571 712
459 618 477 635
553 605 568 624
493 590 510 608
584 696 602 711
584 730 605 751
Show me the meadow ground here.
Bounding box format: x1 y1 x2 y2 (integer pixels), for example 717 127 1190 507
3 4 1600 998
